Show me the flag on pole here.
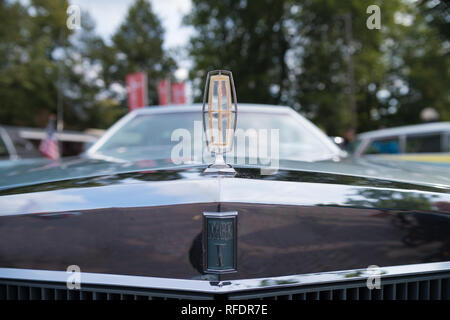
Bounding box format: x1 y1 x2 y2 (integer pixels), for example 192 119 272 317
126 72 148 112
39 117 60 160
171 82 186 105
157 78 170 105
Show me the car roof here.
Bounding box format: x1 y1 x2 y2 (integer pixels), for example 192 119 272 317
357 122 450 140
132 103 294 115
1 125 98 143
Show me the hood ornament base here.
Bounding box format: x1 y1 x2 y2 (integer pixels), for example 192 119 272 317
204 154 236 175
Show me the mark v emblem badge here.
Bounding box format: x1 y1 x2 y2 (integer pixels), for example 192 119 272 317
202 211 238 274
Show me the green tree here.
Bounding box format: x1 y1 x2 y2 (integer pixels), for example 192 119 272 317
290 0 408 136
61 11 125 129
103 0 176 106
384 1 450 125
184 0 290 105
185 0 449 137
0 0 71 127
418 0 450 41
0 0 172 130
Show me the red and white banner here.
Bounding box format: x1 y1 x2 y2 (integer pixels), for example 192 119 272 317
126 72 148 112
171 82 186 105
157 78 170 105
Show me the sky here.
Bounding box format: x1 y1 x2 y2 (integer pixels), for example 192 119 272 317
71 0 193 81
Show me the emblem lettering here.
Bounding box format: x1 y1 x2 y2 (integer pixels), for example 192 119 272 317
208 221 233 241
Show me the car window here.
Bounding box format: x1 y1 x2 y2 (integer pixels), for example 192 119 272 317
448 133 450 152
405 134 442 153
364 137 400 154
95 111 333 161
100 112 203 151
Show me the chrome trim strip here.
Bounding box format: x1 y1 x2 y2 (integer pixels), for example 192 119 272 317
1 261 450 294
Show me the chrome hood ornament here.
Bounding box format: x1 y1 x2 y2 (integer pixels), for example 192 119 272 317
202 70 237 175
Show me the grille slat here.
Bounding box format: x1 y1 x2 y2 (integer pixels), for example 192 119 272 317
359 287 370 300
408 282 418 300
374 287 383 300
7 285 18 300
320 290 332 300
0 285 5 300
419 281 430 300
430 279 441 300
444 279 450 299
348 287 358 300
397 283 407 300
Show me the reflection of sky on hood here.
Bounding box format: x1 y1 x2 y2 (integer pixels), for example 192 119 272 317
0 193 86 215
220 179 364 206
0 179 218 216
1 177 447 217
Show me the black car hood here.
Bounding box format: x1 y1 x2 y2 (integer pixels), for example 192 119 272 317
0 150 450 281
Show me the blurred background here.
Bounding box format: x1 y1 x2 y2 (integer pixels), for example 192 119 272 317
0 0 448 157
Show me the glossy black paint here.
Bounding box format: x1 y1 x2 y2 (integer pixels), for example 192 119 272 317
0 166 449 280
1 166 447 196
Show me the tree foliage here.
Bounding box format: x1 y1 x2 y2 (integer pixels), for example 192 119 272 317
100 0 176 106
0 0 448 136
0 0 174 129
185 0 449 136
184 0 290 105
0 0 69 127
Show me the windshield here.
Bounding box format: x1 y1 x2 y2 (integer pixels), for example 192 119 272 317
92 110 336 163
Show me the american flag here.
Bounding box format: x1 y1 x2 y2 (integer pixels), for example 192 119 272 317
39 118 60 160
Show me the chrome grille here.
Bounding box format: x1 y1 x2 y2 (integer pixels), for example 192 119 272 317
227 272 450 300
0 280 214 300
1 264 450 300
1 273 450 300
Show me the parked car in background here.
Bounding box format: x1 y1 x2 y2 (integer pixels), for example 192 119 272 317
0 126 41 160
352 122 450 164
0 126 103 161
87 104 343 163
15 126 102 157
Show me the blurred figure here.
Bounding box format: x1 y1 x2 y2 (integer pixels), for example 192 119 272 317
342 128 356 152
39 115 60 160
